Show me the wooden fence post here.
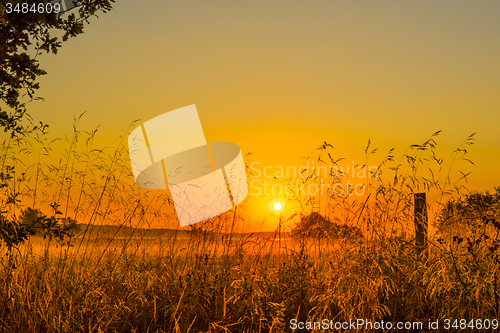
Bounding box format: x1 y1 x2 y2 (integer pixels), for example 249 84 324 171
414 192 428 258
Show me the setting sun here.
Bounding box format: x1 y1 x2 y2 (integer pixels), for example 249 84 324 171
273 202 283 211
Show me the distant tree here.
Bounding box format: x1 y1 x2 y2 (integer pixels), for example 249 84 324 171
0 212 31 251
291 212 362 239
437 187 500 234
19 206 79 240
19 206 43 229
0 0 115 136
0 206 80 254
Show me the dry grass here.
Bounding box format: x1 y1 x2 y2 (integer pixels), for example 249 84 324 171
0 121 497 332
1 230 498 332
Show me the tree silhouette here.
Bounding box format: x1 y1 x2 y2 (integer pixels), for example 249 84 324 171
291 212 362 239
0 0 115 136
0 0 113 256
0 206 80 254
20 206 79 240
438 187 500 234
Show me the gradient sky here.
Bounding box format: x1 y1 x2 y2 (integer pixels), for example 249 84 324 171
24 0 500 229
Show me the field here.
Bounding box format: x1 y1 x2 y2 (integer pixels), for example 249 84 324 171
0 127 497 332
1 219 499 333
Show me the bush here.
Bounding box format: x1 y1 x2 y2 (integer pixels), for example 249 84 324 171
437 187 500 237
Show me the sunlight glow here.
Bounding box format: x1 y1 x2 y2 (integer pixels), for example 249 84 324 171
273 202 283 211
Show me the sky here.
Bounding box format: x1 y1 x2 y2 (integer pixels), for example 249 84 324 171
22 0 500 230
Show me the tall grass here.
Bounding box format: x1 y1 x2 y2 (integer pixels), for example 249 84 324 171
0 120 497 332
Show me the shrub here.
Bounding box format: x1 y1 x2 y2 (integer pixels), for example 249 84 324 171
291 212 362 239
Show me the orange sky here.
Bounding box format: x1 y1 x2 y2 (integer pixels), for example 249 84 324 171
16 0 500 230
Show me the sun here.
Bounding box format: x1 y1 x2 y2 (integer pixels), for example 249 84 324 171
273 202 283 211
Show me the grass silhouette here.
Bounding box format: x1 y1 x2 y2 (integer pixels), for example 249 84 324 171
0 118 497 332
